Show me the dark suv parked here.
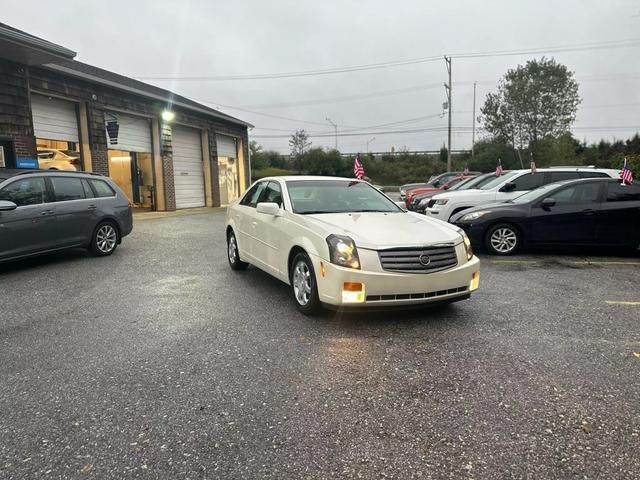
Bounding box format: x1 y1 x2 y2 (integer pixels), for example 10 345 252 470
0 169 133 263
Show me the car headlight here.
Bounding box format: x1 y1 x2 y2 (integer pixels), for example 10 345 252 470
460 210 491 222
457 228 473 261
434 199 448 205
326 234 361 269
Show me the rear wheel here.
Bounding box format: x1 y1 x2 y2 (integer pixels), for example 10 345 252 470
290 252 321 315
90 221 119 256
485 224 521 255
227 230 248 270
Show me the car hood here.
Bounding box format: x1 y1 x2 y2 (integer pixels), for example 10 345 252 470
450 202 525 221
302 212 462 249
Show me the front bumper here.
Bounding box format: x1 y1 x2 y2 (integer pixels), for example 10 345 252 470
451 222 487 250
309 247 480 307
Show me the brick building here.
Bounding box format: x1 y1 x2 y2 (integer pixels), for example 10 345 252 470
0 23 252 211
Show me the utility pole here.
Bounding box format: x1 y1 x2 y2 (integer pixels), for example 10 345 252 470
325 117 338 150
472 81 477 159
366 136 376 154
444 56 452 171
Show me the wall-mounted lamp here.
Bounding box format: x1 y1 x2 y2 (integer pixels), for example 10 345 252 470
161 110 175 122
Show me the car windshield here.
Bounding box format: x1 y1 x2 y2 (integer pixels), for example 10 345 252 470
479 171 519 190
286 179 402 214
509 182 564 203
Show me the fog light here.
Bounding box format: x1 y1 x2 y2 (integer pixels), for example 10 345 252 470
470 272 480 291
342 282 365 303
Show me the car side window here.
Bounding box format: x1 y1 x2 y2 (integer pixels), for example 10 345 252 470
581 172 609 178
548 171 579 183
0 177 47 207
606 183 640 202
50 177 85 202
511 173 544 191
89 179 116 198
81 179 95 198
553 183 601 204
258 181 283 207
240 182 267 208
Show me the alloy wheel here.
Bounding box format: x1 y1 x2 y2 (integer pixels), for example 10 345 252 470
96 224 117 253
490 227 517 253
228 235 238 263
292 260 312 306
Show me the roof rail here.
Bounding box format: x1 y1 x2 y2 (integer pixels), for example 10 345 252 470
14 170 104 177
548 165 595 169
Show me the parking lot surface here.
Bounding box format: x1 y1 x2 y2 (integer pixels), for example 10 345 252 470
1 212 639 479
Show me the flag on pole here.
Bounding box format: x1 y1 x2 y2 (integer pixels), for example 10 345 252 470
463 164 469 176
530 152 536 174
495 158 503 176
354 153 365 179
621 158 634 185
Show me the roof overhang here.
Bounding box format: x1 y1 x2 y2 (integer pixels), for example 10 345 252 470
43 63 253 129
0 24 76 65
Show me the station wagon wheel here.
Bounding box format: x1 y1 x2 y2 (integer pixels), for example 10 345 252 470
485 224 520 255
227 230 248 270
90 221 119 257
290 252 321 315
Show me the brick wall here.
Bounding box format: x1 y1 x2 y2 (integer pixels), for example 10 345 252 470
161 123 176 211
0 59 36 161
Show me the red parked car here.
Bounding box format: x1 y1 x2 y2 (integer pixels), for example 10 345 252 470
404 175 476 208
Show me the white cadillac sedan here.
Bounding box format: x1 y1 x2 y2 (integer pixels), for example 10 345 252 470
225 176 480 315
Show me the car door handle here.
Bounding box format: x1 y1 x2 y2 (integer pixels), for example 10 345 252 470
582 209 596 215
87 204 97 210
40 210 54 216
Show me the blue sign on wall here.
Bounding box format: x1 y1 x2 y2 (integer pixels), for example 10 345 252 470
16 157 39 169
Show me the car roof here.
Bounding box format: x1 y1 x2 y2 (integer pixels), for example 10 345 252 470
258 175 367 182
0 168 104 181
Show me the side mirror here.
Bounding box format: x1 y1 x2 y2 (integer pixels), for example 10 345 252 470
395 201 407 211
0 200 17 211
541 197 556 209
256 202 281 216
500 182 516 192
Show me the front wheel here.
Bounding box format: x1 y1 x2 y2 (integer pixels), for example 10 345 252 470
90 221 119 256
227 231 248 270
290 252 321 315
485 224 521 255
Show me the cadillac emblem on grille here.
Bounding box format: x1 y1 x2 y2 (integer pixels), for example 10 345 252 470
418 254 431 266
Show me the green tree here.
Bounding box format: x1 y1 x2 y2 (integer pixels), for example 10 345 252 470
481 57 581 149
288 129 312 156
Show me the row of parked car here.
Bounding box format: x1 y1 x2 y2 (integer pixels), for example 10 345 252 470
400 167 640 255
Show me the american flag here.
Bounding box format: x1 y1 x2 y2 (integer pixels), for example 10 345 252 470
495 158 503 176
354 153 365 179
621 158 634 185
463 165 469 176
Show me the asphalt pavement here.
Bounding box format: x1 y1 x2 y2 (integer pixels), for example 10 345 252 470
1 212 639 479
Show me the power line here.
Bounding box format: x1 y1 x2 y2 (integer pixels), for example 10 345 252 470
133 38 640 82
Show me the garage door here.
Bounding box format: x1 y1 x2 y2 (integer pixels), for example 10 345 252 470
31 94 79 142
106 112 151 152
172 125 204 209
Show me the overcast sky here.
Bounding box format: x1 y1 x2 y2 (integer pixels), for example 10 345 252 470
5 0 640 153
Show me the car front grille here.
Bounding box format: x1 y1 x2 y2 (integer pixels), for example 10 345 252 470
378 245 458 273
366 286 468 302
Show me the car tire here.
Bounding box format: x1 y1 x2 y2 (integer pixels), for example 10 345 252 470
227 230 249 270
290 252 322 315
90 221 119 257
485 223 521 255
